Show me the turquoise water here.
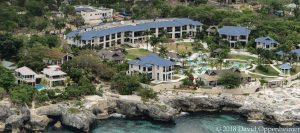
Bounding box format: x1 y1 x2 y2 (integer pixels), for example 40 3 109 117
35 84 45 89
46 113 280 133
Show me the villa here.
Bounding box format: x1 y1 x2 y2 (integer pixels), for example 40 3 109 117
127 54 175 82
255 37 279 50
41 65 67 87
75 5 113 25
43 53 73 66
66 18 203 48
276 49 300 60
198 68 251 87
218 26 251 48
15 66 37 86
97 49 125 63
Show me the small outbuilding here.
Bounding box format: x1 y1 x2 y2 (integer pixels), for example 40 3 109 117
279 63 292 75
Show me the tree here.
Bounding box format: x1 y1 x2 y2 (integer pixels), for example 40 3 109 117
0 66 15 91
158 46 168 58
111 73 141 95
61 4 75 17
150 36 160 53
144 30 152 50
52 18 66 34
218 72 241 89
9 85 37 105
25 0 45 16
0 34 23 60
70 15 85 29
74 33 81 45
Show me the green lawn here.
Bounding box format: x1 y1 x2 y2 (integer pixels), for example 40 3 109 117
251 65 279 76
227 54 258 63
164 42 194 54
126 49 152 59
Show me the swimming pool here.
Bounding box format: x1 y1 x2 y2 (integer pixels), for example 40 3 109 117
35 84 45 89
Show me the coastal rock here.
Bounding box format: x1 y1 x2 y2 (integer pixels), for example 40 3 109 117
0 121 5 132
0 105 12 121
109 95 177 121
5 115 24 129
35 104 63 116
28 114 50 131
83 95 109 119
165 95 242 112
54 121 62 129
61 108 96 132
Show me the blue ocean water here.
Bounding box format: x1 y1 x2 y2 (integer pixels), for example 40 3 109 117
46 113 290 133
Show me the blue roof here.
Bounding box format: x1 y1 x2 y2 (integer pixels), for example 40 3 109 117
128 54 175 67
218 26 251 36
66 18 203 40
279 63 292 69
276 49 300 57
75 6 94 12
255 37 278 45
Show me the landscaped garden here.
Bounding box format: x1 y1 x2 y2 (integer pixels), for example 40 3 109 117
227 54 258 63
251 65 279 76
126 48 152 59
164 42 194 54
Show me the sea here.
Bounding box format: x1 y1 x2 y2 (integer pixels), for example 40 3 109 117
46 112 300 133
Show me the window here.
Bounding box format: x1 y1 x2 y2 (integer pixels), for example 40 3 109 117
157 73 159 80
139 65 141 70
131 64 133 68
143 67 146 71
157 65 159 70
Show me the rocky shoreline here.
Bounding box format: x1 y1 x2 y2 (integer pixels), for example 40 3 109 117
1 87 300 132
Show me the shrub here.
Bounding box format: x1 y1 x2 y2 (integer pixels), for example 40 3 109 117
218 72 241 89
9 85 37 104
111 73 141 95
137 87 157 101
35 90 50 103
196 80 205 87
139 73 151 84
182 78 194 86
0 87 4 100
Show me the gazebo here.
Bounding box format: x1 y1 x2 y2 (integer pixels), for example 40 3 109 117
279 63 292 75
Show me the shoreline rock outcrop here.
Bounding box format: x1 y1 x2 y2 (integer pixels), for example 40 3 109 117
2 87 300 132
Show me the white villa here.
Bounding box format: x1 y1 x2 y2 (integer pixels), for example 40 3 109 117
255 37 279 50
75 5 113 25
15 66 37 86
66 18 203 48
127 54 175 82
218 26 251 48
42 65 67 87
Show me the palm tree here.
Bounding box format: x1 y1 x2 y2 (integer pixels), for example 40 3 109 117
176 43 180 53
159 46 168 58
64 76 73 87
73 33 81 46
144 30 152 50
150 36 160 53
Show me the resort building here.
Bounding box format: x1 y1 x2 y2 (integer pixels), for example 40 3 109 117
218 26 251 48
66 18 203 48
255 37 279 50
276 49 300 60
219 0 246 4
97 49 125 63
41 65 67 87
127 54 175 82
15 66 37 86
75 5 113 25
198 68 251 87
43 53 73 66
